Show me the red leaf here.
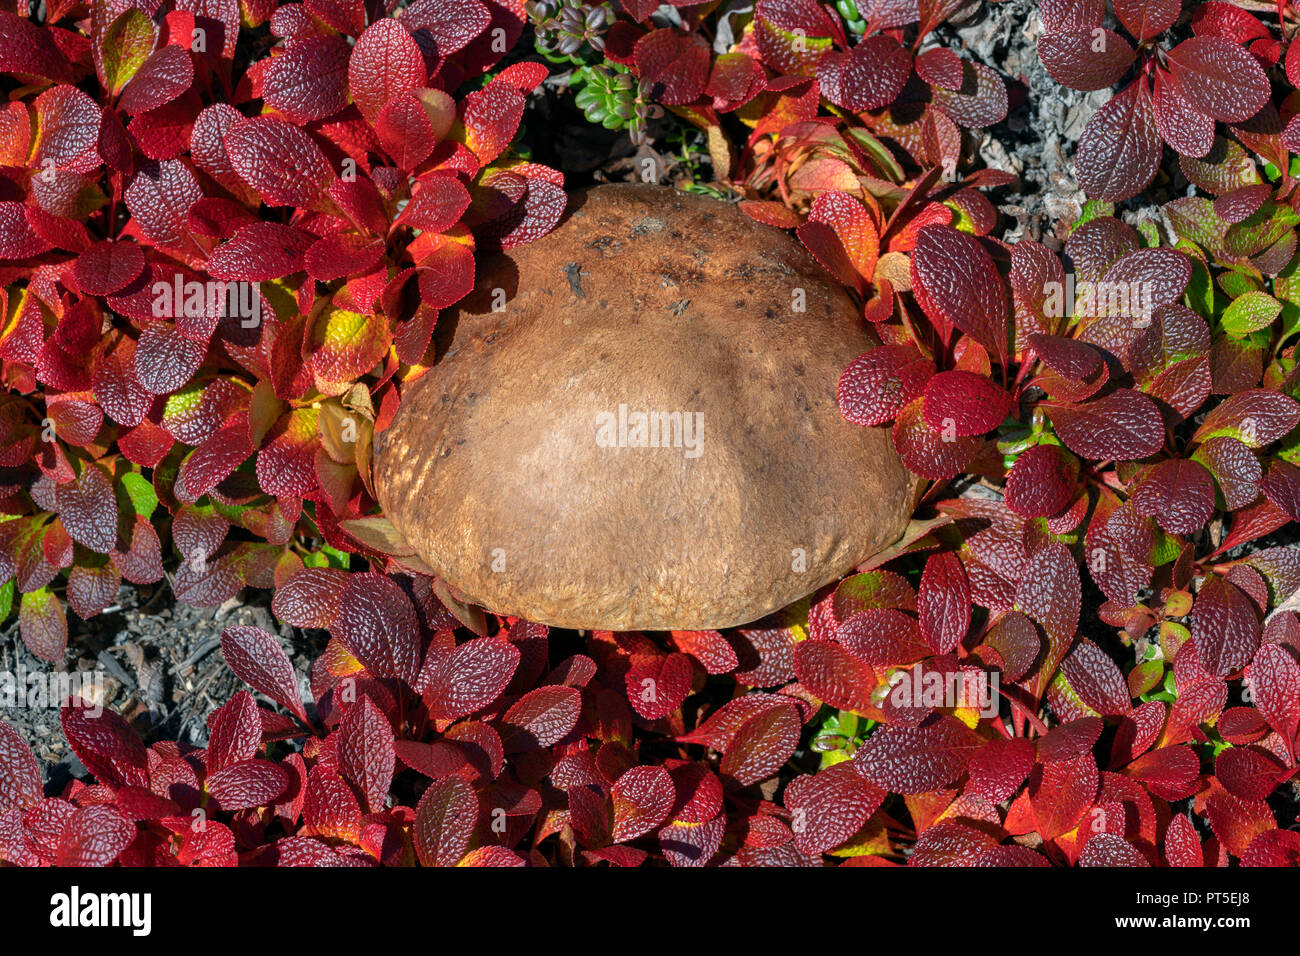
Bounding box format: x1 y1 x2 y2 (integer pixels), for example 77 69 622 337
205 759 290 811
56 804 135 866
73 240 144 295
1015 541 1081 648
1126 744 1200 798
263 35 350 123
269 567 347 630
338 695 395 812
785 763 885 855
349 19 426 124
119 45 193 115
1191 574 1261 677
892 396 983 480
917 551 971 654
1205 788 1274 857
921 370 1012 437
669 630 738 675
853 715 981 793
1215 745 1285 800
611 766 675 842
969 737 1035 803
816 34 911 112
395 174 471 234
1042 389 1165 461
499 686 581 752
1060 638 1131 716
909 821 998 866
1194 389 1300 448
208 221 314 281
1113 0 1179 41
915 46 964 90
1131 458 1216 535
332 572 421 684
1165 36 1270 123
1241 829 1300 866
838 345 933 427
1038 28 1135 91
1004 444 1077 518
1249 643 1300 751
719 701 801 786
1164 813 1203 866
796 191 879 293
792 640 874 714
911 225 1008 359
659 815 725 867
1037 716 1104 762
207 690 261 774
224 116 336 210
1075 79 1160 202
634 28 710 106
0 720 41 814
1029 752 1099 841
303 766 361 843
304 234 384 282
221 625 306 721
1152 68 1214 159
416 235 475 309
55 464 118 554
457 81 523 166
1079 832 1148 866
930 60 1008 128
625 653 693 720
837 608 928 667
414 777 478 866
424 637 520 721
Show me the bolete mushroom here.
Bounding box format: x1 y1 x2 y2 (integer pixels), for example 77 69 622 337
374 183 916 630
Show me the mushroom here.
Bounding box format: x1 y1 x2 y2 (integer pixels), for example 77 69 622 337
375 183 916 630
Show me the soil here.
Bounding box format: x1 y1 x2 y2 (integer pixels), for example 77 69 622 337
1 583 327 788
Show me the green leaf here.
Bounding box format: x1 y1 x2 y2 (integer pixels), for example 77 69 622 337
0 579 13 621
102 8 156 96
119 471 157 518
1221 290 1282 336
1183 252 1215 318
1073 201 1115 231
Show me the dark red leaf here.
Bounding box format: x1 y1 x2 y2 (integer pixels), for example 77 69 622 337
817 34 911 111
838 345 933 427
911 225 1008 359
611 766 675 842
221 625 307 721
1165 36 1270 123
414 777 478 866
1075 79 1160 202
921 370 1012 437
917 551 971 654
1042 390 1165 461
853 715 981 794
1191 574 1261 677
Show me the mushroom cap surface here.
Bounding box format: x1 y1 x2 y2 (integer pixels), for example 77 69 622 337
375 183 915 630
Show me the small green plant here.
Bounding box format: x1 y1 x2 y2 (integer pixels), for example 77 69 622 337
572 64 655 145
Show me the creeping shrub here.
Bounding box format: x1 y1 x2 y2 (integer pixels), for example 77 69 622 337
1 0 1299 868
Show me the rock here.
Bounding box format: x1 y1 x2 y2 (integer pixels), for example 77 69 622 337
375 183 915 630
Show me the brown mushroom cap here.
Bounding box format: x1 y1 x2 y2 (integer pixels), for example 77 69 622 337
375 183 915 630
